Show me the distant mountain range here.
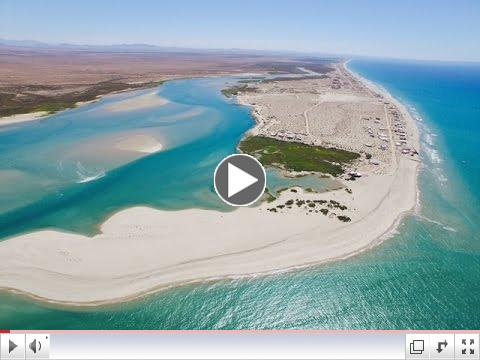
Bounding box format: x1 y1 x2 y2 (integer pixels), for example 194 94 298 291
0 38 308 56
0 38 186 52
0 38 345 60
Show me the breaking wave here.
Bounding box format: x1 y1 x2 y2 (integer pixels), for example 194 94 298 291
75 162 106 183
415 214 457 232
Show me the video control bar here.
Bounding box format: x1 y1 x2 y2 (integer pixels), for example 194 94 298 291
0 331 478 359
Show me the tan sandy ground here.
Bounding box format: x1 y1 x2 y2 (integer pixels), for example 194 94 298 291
238 62 419 176
0 159 415 305
102 92 169 112
0 62 420 305
0 111 48 127
115 134 163 154
0 46 292 86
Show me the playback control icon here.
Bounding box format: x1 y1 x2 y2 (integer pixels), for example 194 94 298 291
1 334 25 359
1 333 50 359
26 334 50 359
9 339 18 353
29 338 42 354
456 334 479 359
409 339 425 355
461 338 475 355
214 154 266 206
436 339 448 354
407 334 480 359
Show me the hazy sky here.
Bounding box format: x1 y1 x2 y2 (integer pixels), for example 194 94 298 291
1 0 479 61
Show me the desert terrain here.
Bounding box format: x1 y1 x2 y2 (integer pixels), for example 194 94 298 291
0 44 330 117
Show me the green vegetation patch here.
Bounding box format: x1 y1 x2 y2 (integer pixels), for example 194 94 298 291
143 80 167 88
221 84 257 98
0 80 168 117
239 136 360 176
34 102 76 114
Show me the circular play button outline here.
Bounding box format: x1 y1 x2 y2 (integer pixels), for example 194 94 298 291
214 153 266 207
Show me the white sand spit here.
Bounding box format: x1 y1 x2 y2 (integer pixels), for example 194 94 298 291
0 155 417 305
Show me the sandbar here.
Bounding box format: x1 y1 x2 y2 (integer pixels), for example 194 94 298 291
103 92 169 112
115 134 163 154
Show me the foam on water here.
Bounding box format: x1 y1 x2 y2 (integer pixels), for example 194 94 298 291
414 213 457 232
75 162 107 184
77 172 106 184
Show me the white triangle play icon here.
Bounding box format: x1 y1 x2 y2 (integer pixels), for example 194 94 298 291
227 162 258 198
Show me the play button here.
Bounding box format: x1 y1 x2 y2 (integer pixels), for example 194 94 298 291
227 163 258 197
1 334 25 359
9 340 17 353
214 154 266 206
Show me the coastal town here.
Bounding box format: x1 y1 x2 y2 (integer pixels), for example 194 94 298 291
237 62 420 180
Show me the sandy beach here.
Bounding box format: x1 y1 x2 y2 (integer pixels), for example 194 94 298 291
0 111 48 127
0 63 420 305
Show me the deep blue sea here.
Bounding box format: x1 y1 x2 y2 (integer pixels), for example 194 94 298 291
0 59 479 329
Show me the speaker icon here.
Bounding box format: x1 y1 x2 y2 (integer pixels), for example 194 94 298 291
29 338 42 354
25 334 50 358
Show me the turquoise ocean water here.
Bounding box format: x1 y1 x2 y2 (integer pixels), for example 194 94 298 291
0 59 479 329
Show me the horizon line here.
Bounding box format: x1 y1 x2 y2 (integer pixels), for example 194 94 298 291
1 37 480 64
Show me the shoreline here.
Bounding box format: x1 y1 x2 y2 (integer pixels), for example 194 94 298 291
344 60 421 162
0 87 174 128
0 64 420 306
0 204 415 309
0 79 172 128
0 71 271 128
0 111 50 127
0 167 417 307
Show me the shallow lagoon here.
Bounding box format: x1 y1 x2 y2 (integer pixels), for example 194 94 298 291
0 78 247 237
0 76 338 237
1 60 479 329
